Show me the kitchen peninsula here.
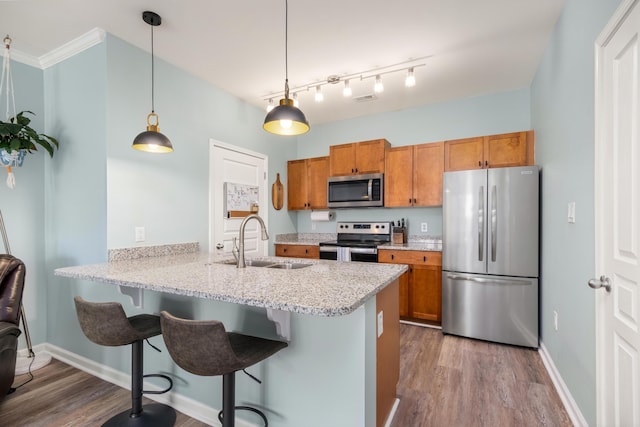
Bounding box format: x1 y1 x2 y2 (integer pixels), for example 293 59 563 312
55 244 406 427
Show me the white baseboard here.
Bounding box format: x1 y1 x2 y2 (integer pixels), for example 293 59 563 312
41 343 257 427
384 398 400 427
399 320 442 330
538 341 588 427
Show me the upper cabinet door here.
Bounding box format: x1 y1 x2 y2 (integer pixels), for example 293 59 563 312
329 139 390 176
354 139 389 175
414 142 444 206
384 145 414 207
444 131 535 171
484 131 533 168
329 143 357 176
444 137 484 171
287 159 308 210
307 156 329 209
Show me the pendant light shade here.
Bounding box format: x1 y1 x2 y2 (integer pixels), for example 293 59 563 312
133 11 173 153
263 0 310 136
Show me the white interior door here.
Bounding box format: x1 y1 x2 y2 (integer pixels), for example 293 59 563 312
595 1 640 425
209 140 268 258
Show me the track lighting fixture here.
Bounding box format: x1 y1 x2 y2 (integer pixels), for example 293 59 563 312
262 55 429 109
405 67 416 87
263 0 310 136
132 11 173 153
343 80 352 97
374 75 384 93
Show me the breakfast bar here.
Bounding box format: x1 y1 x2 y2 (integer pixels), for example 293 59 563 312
55 248 406 427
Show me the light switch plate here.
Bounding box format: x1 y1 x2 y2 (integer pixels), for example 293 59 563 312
377 311 383 337
421 222 428 232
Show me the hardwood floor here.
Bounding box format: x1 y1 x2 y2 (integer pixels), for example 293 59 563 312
391 325 572 427
0 325 571 426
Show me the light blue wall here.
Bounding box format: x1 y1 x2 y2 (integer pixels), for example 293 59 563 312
44 42 108 351
293 88 531 235
0 61 47 344
104 35 297 250
530 0 621 424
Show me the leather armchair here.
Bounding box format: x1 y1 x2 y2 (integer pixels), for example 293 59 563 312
0 254 25 401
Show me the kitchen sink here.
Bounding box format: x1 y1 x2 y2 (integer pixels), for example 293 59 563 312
266 262 312 269
213 259 312 269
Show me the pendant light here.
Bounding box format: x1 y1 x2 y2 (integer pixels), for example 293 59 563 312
263 0 310 136
132 11 173 153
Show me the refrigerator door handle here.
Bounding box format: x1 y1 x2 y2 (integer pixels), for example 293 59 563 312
478 186 484 262
446 273 533 286
491 185 497 262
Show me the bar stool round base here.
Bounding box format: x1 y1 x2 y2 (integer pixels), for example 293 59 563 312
102 403 176 427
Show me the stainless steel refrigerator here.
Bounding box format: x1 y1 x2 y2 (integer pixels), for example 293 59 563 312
442 166 539 348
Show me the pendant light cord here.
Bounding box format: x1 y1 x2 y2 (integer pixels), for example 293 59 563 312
284 0 289 99
150 24 155 114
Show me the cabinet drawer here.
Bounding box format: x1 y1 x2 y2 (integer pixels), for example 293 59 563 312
378 250 441 266
275 244 319 259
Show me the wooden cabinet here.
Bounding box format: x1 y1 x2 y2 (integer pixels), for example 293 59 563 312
287 156 329 210
444 131 534 171
329 139 390 176
275 244 319 259
385 142 444 207
378 250 442 323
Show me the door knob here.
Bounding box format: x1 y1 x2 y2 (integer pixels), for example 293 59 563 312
588 275 612 292
215 242 224 250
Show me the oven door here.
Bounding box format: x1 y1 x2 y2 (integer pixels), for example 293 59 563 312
319 245 378 262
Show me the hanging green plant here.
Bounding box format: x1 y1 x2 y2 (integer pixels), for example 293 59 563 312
0 111 58 157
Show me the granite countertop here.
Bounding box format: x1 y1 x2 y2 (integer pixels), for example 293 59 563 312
55 252 406 317
379 241 443 252
275 233 442 252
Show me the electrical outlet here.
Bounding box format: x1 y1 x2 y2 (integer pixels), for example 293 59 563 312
567 202 576 224
553 310 558 331
135 227 145 242
421 222 428 232
377 311 384 337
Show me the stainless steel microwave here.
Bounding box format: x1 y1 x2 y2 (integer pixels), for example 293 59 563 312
327 173 384 208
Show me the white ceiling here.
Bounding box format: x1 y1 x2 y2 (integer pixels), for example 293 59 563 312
0 0 565 126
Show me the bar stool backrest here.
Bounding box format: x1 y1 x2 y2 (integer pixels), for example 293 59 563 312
74 296 144 346
160 311 243 376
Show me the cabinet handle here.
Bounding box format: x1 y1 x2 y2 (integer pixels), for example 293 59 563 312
351 168 355 173
478 160 481 167
283 248 287 253
391 254 395 260
409 198 412 204
413 198 417 204
305 249 308 254
423 256 426 262
485 160 488 167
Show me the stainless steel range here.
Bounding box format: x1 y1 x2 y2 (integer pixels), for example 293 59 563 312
319 221 392 262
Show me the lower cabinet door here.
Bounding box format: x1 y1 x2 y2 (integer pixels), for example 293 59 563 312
398 271 409 318
410 265 442 323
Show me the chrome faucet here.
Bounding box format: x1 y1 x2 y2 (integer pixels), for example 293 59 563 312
236 214 269 268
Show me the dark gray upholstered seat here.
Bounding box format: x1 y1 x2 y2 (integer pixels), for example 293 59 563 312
74 297 176 427
160 311 288 427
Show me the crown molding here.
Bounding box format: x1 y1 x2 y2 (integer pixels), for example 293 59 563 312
39 27 106 69
9 27 106 70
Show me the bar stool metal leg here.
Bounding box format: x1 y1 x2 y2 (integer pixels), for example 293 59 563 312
222 372 235 427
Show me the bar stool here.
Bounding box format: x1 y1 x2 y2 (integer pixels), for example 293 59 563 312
74 297 176 427
160 311 288 427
